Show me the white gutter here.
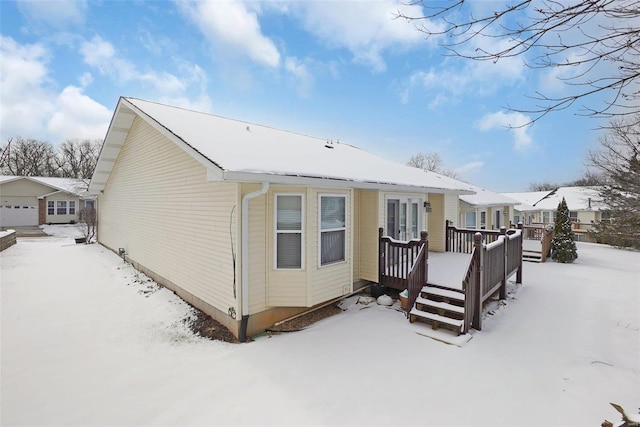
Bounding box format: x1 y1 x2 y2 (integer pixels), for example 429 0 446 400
239 182 269 341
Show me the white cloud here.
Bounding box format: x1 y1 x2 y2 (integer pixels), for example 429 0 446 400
0 36 55 142
291 1 429 73
455 161 485 174
17 0 87 29
0 36 110 143
79 36 116 73
79 72 93 87
47 86 112 141
79 36 202 95
476 111 534 151
178 0 280 68
401 24 527 105
284 57 314 97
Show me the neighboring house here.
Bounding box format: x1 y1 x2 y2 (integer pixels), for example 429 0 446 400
504 186 606 241
89 97 475 340
0 176 95 228
458 183 520 230
502 190 551 226
532 186 607 240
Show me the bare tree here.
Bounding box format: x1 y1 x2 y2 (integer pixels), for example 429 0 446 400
77 205 97 243
57 139 102 179
398 1 640 123
408 151 459 178
0 137 60 176
528 171 605 191
587 114 640 248
528 181 558 191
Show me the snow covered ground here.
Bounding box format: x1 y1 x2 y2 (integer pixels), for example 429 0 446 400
1 228 639 426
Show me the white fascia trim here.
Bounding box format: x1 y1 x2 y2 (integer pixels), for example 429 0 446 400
37 190 63 199
122 98 225 180
222 171 474 195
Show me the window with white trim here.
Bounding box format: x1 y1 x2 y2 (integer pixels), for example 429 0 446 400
543 212 550 224
56 201 67 215
465 211 477 229
47 201 55 215
569 211 578 222
319 195 346 266
480 211 486 229
69 201 76 215
275 194 303 269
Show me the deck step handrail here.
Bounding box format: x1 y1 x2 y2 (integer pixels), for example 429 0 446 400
462 225 524 332
378 228 428 301
406 242 427 314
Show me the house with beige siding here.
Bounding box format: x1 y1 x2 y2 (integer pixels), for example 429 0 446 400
457 183 520 230
89 97 475 341
0 176 95 228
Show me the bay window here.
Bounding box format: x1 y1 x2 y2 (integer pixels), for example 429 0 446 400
319 195 346 266
275 194 303 269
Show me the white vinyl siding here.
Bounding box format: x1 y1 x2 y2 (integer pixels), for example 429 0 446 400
357 190 379 282
246 184 267 315
97 117 240 318
428 193 445 252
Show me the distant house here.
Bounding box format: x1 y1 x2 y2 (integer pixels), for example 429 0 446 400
502 190 551 226
0 176 95 228
458 183 520 230
504 186 606 241
89 97 475 340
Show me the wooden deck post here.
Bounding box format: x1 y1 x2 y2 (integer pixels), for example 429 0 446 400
420 230 429 285
516 222 523 284
472 232 483 331
445 220 450 252
378 227 384 286
499 226 507 300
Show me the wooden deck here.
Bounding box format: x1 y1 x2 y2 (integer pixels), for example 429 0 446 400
426 251 469 290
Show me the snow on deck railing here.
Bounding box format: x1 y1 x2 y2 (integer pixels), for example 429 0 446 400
463 225 524 332
378 228 428 301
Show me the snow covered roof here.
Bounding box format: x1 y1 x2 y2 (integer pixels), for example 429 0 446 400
502 191 551 207
90 97 475 195
502 190 551 212
503 187 606 212
534 186 605 211
460 183 519 207
0 175 89 197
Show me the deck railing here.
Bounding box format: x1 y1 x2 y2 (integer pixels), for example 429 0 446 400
445 220 501 253
406 242 428 316
511 223 554 262
462 244 479 334
540 227 554 262
462 225 523 331
379 228 428 309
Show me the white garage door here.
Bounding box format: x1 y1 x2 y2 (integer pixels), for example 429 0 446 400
0 206 39 227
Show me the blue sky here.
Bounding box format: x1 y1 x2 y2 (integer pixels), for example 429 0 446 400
0 0 611 191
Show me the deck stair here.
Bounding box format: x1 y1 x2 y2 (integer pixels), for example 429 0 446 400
409 285 465 335
523 250 543 263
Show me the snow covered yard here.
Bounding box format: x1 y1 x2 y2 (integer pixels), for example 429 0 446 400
1 232 638 426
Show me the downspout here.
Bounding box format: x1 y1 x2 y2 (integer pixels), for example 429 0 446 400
239 182 269 342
